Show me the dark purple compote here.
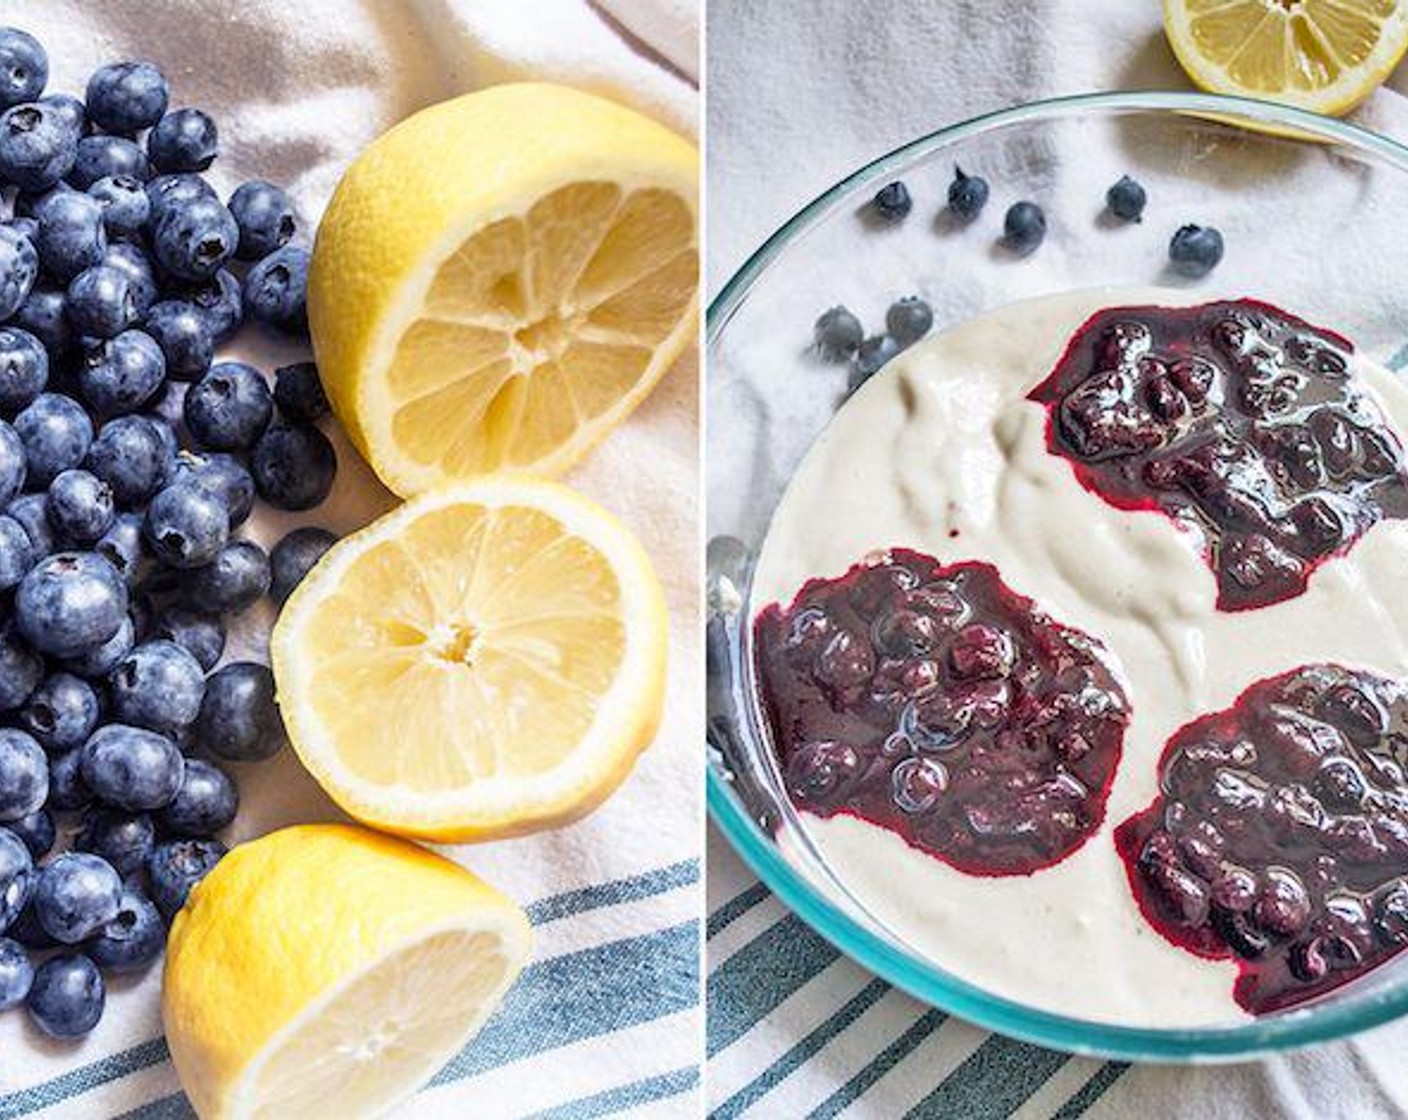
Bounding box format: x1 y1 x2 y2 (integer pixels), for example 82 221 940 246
754 550 1130 876
1117 664 1408 1013
1028 300 1408 611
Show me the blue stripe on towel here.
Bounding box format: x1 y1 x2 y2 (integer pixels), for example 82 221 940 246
905 1035 1071 1119
525 1065 700 1120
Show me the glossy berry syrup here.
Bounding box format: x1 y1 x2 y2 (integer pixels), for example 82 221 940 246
1028 300 1408 611
1116 665 1408 1013
754 550 1130 876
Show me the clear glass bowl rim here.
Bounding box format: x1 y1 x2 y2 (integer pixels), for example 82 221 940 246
705 89 1408 1062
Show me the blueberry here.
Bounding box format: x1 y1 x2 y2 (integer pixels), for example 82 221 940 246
0 418 24 503
0 223 38 319
273 362 329 424
34 851 121 943
0 828 32 932
11 285 73 359
0 937 32 1009
26 953 104 1037
171 268 241 341
872 181 911 222
94 512 148 584
109 639 205 735
144 481 228 568
250 423 336 511
947 166 989 220
85 61 168 135
63 611 133 679
86 887 163 972
19 672 98 752
46 748 89 811
79 329 166 416
6 493 54 556
46 469 115 544
86 415 170 506
147 107 217 173
1106 175 1147 222
101 241 159 314
3 809 53 858
87 174 150 237
185 361 273 451
1003 201 1046 256
151 608 224 671
75 809 154 878
1169 224 1224 279
0 101 75 190
6 214 37 241
196 662 285 762
68 134 149 190
143 300 213 381
0 28 47 109
144 172 216 231
853 335 898 381
228 180 295 261
886 296 933 347
813 307 863 362
39 92 83 138
35 189 104 281
179 539 271 614
16 551 127 658
243 245 309 333
0 326 48 414
80 723 183 812
0 621 42 710
172 450 254 526
0 513 32 590
269 526 337 604
153 195 237 281
158 759 237 837
0 729 46 822
6 899 53 949
14 392 92 486
147 837 225 919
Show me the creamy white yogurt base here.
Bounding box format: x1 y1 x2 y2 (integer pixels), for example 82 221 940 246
753 287 1408 1027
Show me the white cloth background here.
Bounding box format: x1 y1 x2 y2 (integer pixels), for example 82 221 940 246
0 2 700 1118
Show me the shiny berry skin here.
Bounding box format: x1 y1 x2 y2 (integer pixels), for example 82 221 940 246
0 28 47 109
269 526 337 604
101 240 158 313
813 306 863 362
33 851 120 943
158 759 237 837
1106 175 1147 222
94 512 148 585
147 837 225 920
108 639 205 735
147 107 217 173
87 174 150 237
79 723 183 812
11 284 72 360
195 662 285 762
172 450 254 527
85 415 170 507
142 300 213 381
0 101 74 191
78 328 166 417
46 469 115 544
63 612 134 679
19 671 98 753
86 886 163 972
85 61 168 135
15 391 91 486
852 335 898 384
1169 224 1224 278
886 296 933 348
0 513 31 591
75 809 155 878
171 267 241 341
69 134 149 190
0 325 48 413
947 166 989 219
34 189 105 281
228 180 295 260
26 953 104 1037
250 423 336 511
243 245 309 333
153 195 238 282
0 936 32 1009
143 481 228 569
144 172 216 230
0 224 37 322
0 729 46 823
15 551 128 659
0 828 32 934
179 538 270 614
872 181 911 222
1003 201 1046 256
184 361 273 451
272 361 328 424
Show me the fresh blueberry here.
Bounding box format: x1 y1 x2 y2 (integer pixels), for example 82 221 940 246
0 729 46 821
39 92 83 138
63 611 133 679
19 672 98 752
886 296 933 347
11 285 73 359
0 418 24 504
143 481 228 568
185 361 273 451
147 837 225 919
228 180 295 261
1106 175 1147 222
0 828 32 933
80 723 183 812
153 195 237 281
853 335 898 383
101 241 158 314
14 392 91 486
34 851 120 943
46 469 114 544
6 493 54 556
109 639 205 735
147 107 216 173
243 245 309 333
0 223 38 319
26 953 104 1037
0 621 42 711
75 809 154 878
68 134 149 189
196 662 285 762
87 174 150 237
94 512 148 584
1003 201 1046 256
143 300 213 381
273 362 328 424
0 513 33 590
0 101 75 190
15 550 127 659
86 415 170 507
0 326 48 414
13 180 71 219
79 329 166 416
171 451 253 526
144 171 215 231
85 61 168 135
947 166 989 220
0 936 31 1009
269 526 336 604
6 898 53 949
179 539 270 614
250 423 336 511
0 28 46 109
158 759 237 837
872 181 911 222
151 608 224 671
34 189 104 281
3 809 53 859
5 214 37 240
170 267 241 341
1169 224 1224 279
86 886 163 972
45 748 89 811
813 307 863 362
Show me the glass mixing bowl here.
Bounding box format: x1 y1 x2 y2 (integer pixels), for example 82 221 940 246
706 90 1408 1062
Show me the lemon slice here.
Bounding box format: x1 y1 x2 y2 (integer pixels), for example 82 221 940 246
307 83 699 497
163 824 532 1120
270 477 667 840
1164 0 1408 116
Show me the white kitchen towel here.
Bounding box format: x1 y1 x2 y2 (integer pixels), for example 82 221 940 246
708 1 1408 1118
0 2 700 1119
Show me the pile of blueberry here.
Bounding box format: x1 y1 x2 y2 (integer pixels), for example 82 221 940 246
0 26 341 1039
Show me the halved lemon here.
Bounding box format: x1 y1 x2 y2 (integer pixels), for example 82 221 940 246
163 824 532 1120
270 477 668 840
1164 0 1408 116
307 82 699 497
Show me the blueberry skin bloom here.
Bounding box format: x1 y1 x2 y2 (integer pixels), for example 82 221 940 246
75 808 155 878
270 526 337 604
185 361 274 451
0 729 45 823
0 28 47 109
147 837 225 920
34 189 105 282
144 172 216 232
34 851 121 943
143 300 213 381
228 180 295 260
250 423 336 511
0 101 75 191
109 639 205 735
147 107 217 173
0 514 33 591
0 828 33 933
46 469 115 544
243 245 309 333
79 329 167 417
1106 175 1147 222
172 267 242 342
102 240 158 314
14 392 92 486
87 174 150 238
273 361 329 424
80 723 184 812
0 936 32 1009
63 612 134 680
158 759 237 837
18 672 99 753
0 326 48 414
26 953 104 1037
3 809 54 859
0 223 38 320
179 538 271 614
196 662 286 762
87 887 163 972
86 61 168 135
1169 224 1225 278
172 450 254 526
153 195 238 282
16 551 128 659
143 481 229 569
0 419 25 505
86 415 170 507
